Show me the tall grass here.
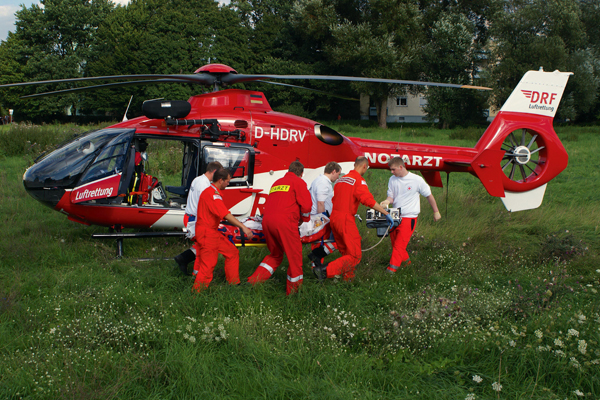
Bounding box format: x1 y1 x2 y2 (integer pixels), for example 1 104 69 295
0 122 599 399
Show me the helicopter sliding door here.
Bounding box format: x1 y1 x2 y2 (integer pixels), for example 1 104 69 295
202 144 255 216
71 130 134 204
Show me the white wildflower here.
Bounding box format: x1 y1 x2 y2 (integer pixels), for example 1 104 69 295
534 329 543 339
472 375 483 383
492 382 502 392
509 340 516 347
554 338 564 347
465 394 476 400
578 340 587 355
573 389 584 397
570 357 581 368
568 329 580 337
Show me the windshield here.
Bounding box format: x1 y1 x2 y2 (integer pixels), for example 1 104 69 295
23 129 134 189
78 131 133 186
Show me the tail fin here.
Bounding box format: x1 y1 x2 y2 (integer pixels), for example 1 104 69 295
472 69 572 211
499 68 572 118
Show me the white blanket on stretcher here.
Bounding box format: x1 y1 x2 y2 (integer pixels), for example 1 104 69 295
239 214 329 238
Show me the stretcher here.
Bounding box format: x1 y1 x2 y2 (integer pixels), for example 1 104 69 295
217 214 332 247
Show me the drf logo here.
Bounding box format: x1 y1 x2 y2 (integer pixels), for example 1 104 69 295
521 90 557 105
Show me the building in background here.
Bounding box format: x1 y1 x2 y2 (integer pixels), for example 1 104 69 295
360 93 495 123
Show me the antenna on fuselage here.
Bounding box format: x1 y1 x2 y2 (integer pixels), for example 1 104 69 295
122 95 134 122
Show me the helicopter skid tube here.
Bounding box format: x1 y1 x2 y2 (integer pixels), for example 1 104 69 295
91 231 186 239
92 231 186 258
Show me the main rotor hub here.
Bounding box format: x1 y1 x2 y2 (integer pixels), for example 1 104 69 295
513 145 531 164
194 64 238 74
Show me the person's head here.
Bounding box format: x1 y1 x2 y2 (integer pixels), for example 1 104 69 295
388 157 408 177
324 161 342 182
136 139 148 153
213 168 231 190
354 156 369 176
205 161 223 180
289 161 304 177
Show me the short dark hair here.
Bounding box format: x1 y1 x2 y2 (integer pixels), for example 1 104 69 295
354 156 368 168
289 161 304 177
206 161 223 173
324 161 341 174
213 167 231 183
388 157 405 168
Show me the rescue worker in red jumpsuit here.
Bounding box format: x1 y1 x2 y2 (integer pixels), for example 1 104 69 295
248 161 312 295
313 156 393 281
175 161 223 276
193 168 253 292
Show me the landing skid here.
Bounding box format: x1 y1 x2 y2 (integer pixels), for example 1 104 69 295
92 226 186 258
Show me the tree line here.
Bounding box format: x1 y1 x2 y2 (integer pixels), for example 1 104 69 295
0 0 598 128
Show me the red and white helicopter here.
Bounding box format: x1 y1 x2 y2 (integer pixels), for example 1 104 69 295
2 65 571 253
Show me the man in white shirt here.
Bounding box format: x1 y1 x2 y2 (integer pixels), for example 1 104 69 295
380 157 441 273
309 161 342 215
307 162 341 266
174 161 222 275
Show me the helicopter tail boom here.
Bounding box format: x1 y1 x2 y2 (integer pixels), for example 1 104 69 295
354 69 571 211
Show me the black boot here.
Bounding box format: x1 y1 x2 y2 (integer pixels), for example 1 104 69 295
309 247 328 262
312 261 328 281
174 249 195 276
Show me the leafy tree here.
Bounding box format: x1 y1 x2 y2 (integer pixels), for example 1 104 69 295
293 0 424 128
0 35 26 116
491 0 597 121
228 0 353 120
575 0 600 121
82 0 254 117
9 0 113 119
420 11 491 128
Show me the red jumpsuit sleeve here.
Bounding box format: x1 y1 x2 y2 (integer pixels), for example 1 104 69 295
296 179 313 222
208 191 230 220
354 179 377 209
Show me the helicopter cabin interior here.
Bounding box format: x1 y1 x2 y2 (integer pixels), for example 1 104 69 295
23 128 255 212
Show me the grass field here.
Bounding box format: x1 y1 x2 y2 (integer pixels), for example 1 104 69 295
0 122 599 399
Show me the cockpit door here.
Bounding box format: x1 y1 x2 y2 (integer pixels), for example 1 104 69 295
71 130 134 203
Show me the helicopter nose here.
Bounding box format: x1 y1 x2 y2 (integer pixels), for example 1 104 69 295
23 168 67 209
23 183 66 209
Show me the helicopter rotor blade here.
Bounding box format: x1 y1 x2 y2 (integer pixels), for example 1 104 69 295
19 78 197 98
0 74 217 89
223 74 492 90
255 80 359 101
0 64 491 96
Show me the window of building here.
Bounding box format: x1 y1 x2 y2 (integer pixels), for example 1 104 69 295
396 97 408 107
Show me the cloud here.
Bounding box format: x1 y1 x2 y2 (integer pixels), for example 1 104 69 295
0 5 20 18
0 6 20 42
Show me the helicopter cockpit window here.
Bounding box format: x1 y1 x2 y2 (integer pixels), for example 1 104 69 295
203 146 253 187
23 129 131 189
79 131 133 186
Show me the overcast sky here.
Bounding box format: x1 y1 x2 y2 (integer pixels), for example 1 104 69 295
0 0 229 42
